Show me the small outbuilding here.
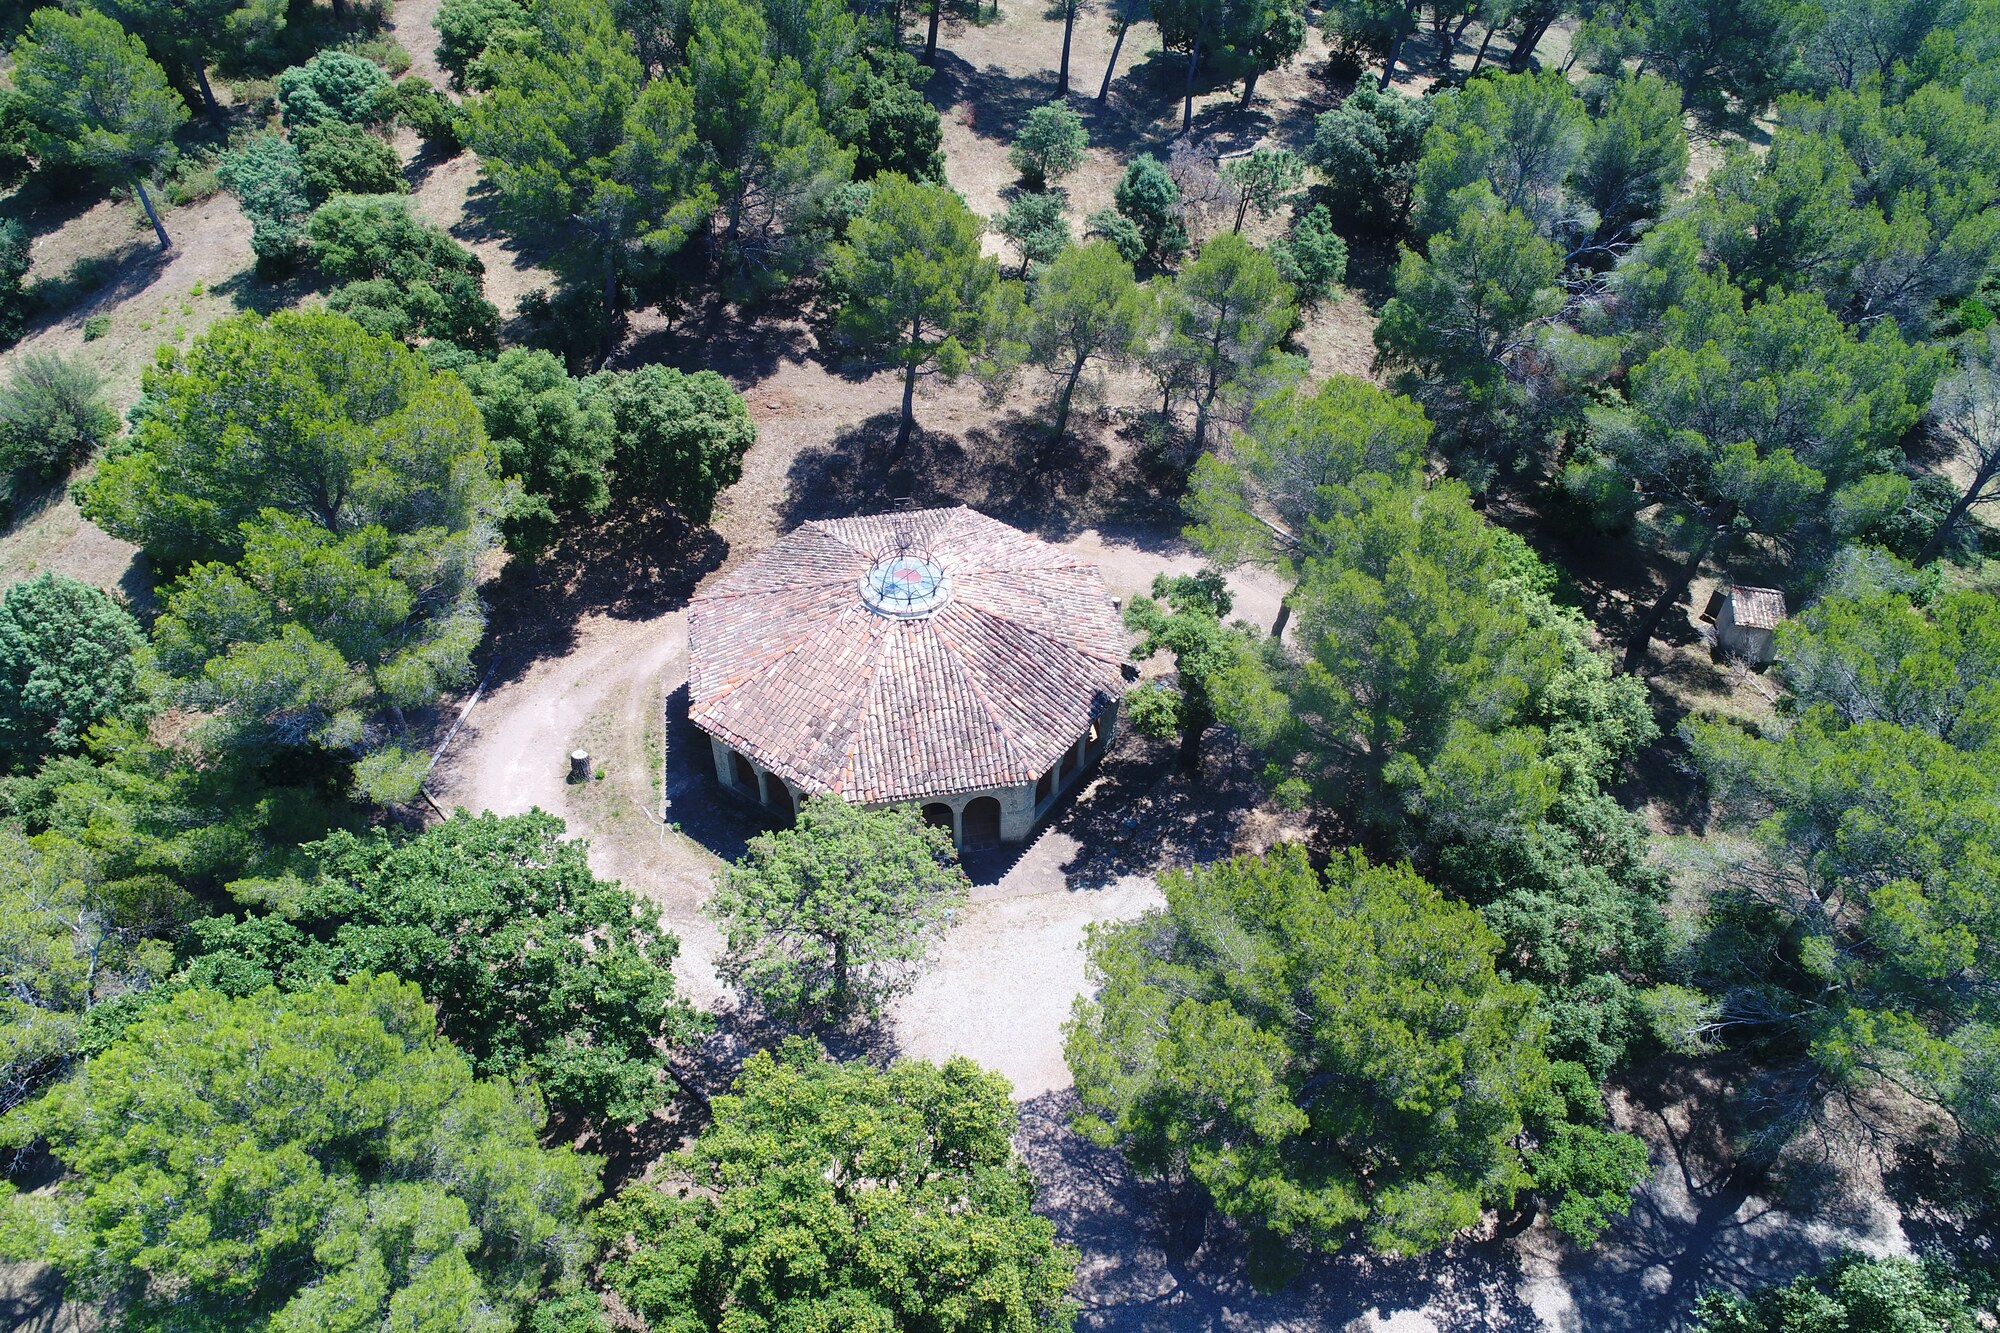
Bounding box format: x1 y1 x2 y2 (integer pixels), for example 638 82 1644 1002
687 506 1131 849
1702 584 1787 664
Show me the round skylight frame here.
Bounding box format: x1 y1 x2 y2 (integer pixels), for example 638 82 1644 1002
860 552 952 618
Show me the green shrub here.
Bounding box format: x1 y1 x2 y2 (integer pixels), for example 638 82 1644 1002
391 76 462 153
342 35 412 76
1112 154 1186 266
1084 207 1145 265
163 151 223 206
0 352 119 480
1691 1254 1980 1333
996 191 1071 272
277 50 392 128
836 49 943 182
0 88 32 191
1008 102 1087 190
1272 203 1347 303
306 195 497 348
82 313 110 341
294 121 404 201
218 133 313 265
0 571 142 765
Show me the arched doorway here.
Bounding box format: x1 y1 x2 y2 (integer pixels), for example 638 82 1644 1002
962 796 1001 849
921 803 954 837
1035 769 1053 804
731 750 757 792
769 781 796 823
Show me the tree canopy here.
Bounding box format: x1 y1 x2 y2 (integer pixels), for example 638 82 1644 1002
177 811 706 1128
706 796 969 1021
4 974 603 1333
594 1038 1078 1333
1067 844 1560 1279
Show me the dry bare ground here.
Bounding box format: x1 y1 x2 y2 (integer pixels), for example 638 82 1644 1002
0 0 1927 1328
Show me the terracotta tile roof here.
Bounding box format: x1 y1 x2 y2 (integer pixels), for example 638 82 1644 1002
1728 585 1787 630
688 507 1132 803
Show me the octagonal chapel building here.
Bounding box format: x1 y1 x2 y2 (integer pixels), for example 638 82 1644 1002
687 507 1131 848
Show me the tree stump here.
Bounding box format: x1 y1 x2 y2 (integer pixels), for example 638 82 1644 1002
569 749 591 782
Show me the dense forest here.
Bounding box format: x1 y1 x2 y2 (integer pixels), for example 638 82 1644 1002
0 0 1997 1322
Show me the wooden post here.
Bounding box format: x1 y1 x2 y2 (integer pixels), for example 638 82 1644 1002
570 749 591 781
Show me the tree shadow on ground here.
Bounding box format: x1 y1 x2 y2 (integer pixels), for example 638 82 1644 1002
213 260 324 316
1055 732 1267 890
1016 1090 1548 1332
0 1262 74 1333
778 410 1186 541
480 503 727 688
1558 1057 1884 1332
925 49 1061 144
613 298 817 389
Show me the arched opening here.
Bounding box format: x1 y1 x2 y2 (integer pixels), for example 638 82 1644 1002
1035 769 1053 804
731 750 757 792
921 802 954 836
1060 744 1078 780
1087 713 1108 757
961 796 1001 849
769 781 796 823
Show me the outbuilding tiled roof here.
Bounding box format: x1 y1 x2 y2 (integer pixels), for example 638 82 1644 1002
1728 585 1787 629
688 507 1131 804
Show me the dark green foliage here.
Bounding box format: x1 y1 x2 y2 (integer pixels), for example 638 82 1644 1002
307 195 498 348
390 75 463 153
1009 101 1087 189
0 88 34 189
1578 0 1805 122
1067 845 1553 1279
1697 85 2000 334
1155 232 1295 451
996 190 1071 272
294 120 405 199
1375 199 1564 455
836 48 943 182
1015 238 1149 439
706 796 969 1020
1691 1254 1980 1333
6 974 603 1333
1580 274 1943 667
1123 569 1266 768
179 811 707 1127
435 0 528 87
217 132 312 264
1574 72 1690 245
0 351 118 480
1526 1121 1651 1245
276 50 392 127
1110 153 1186 267
590 362 755 522
0 220 27 347
459 347 614 552
0 574 141 766
1306 83 1431 235
0 821 190 1112
594 1038 1078 1333
1271 203 1347 303
1083 206 1145 264
1411 70 1589 243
